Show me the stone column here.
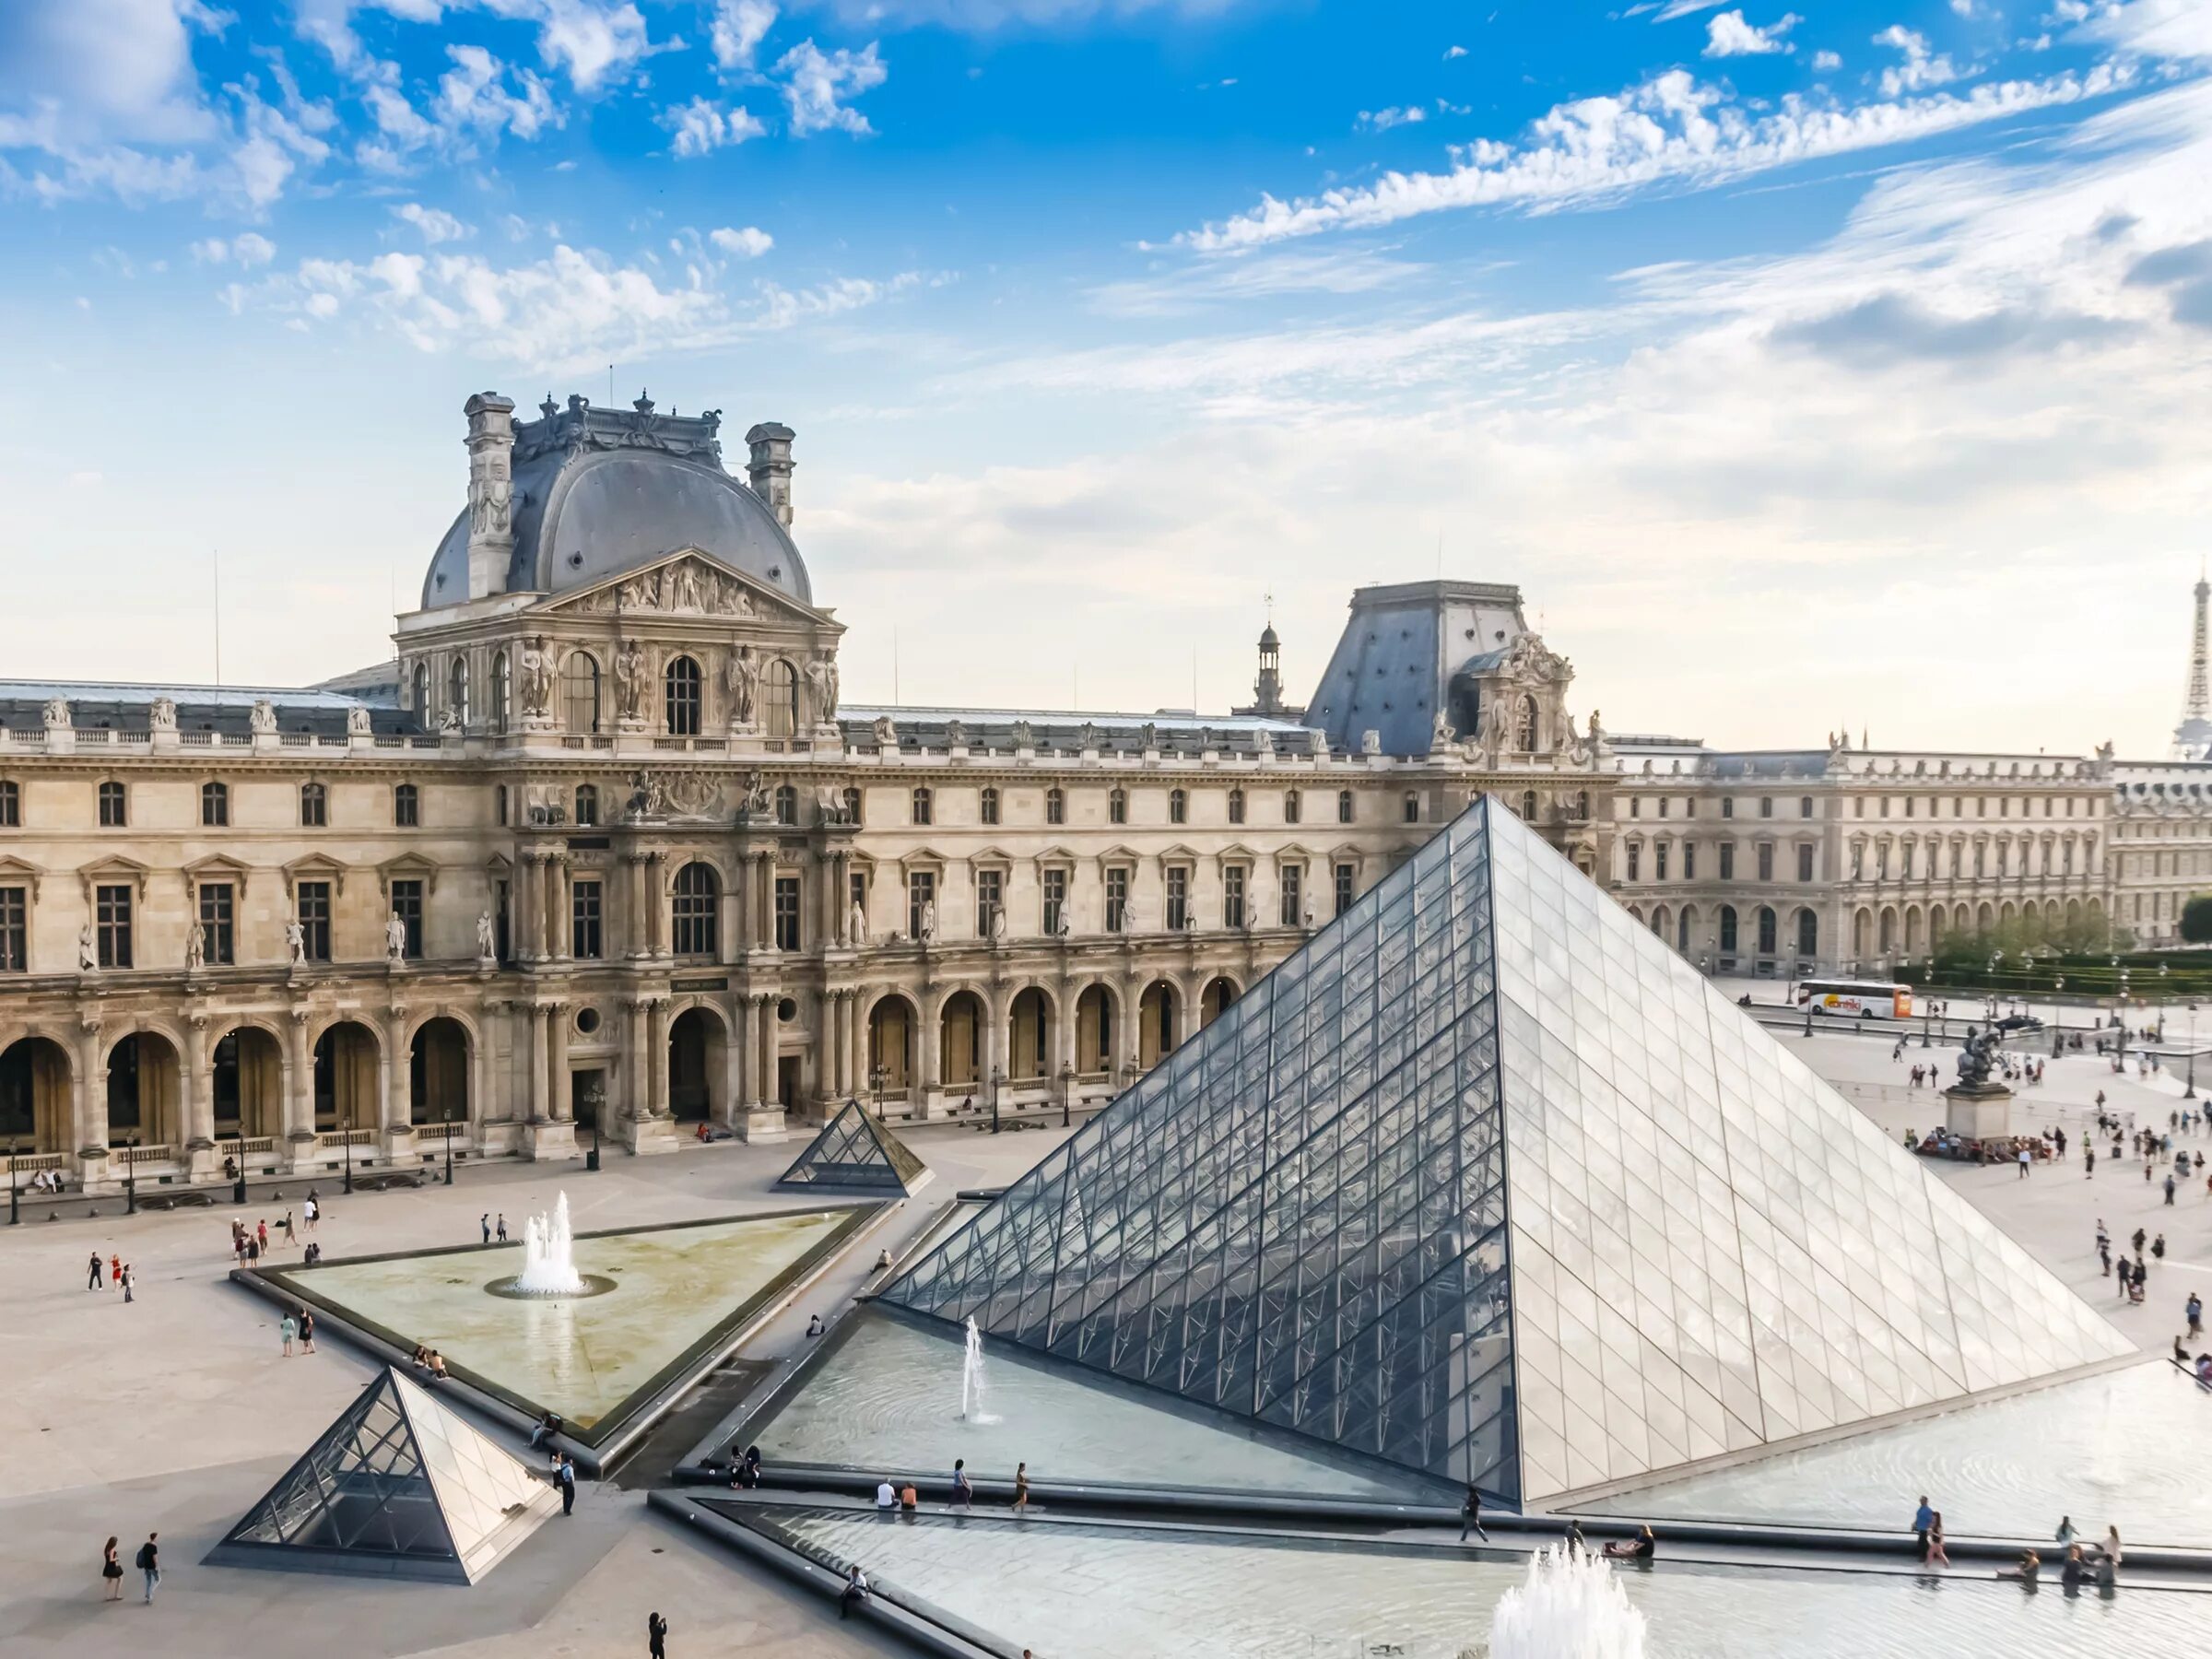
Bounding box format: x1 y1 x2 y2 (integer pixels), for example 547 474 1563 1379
625 998 649 1121
527 1003 549 1123
626 854 648 959
983 984 1008 1117
72 1020 109 1190
830 990 851 1098
756 851 775 950
283 1009 317 1174
382 1007 413 1136
647 854 667 957
182 1018 218 1181
647 998 670 1116
547 853 569 962
1121 974 1146 1083
917 989 942 1121
547 1002 570 1120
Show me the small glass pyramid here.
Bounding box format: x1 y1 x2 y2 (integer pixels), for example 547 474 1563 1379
208 1367 557 1583
777 1100 932 1194
883 797 2133 1508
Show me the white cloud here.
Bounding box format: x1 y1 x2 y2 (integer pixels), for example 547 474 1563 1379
1651 0 1727 18
191 231 277 265
434 44 560 141
785 0 1253 22
393 202 472 242
661 96 768 156
1704 10 1799 57
712 0 778 68
1174 60 2133 252
1357 105 1427 132
480 0 653 91
709 224 775 257
1813 48 1842 70
1873 24 1961 96
775 39 888 135
1443 43 1467 60
0 0 217 150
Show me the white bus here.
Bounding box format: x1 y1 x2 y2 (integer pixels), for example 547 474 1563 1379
1796 979 1914 1019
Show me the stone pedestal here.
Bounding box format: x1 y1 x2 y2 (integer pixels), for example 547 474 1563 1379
735 1106 788 1144
523 1120 578 1161
1945 1083 2014 1140
625 1113 684 1157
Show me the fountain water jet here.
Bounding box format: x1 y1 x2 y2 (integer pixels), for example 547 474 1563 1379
959 1316 996 1423
1486 1546 1646 1659
513 1193 586 1296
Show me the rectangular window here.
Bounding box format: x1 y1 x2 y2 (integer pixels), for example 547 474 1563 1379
1627 845 1641 882
1279 865 1302 927
0 781 18 827
1223 865 1247 929
1402 793 1419 825
572 878 604 959
1719 843 1734 880
1657 799 1668 819
908 871 935 940
774 876 802 952
976 868 1003 936
1104 866 1128 934
1655 844 1669 881
1042 868 1067 935
1796 844 1814 882
1165 865 1189 931
1630 798 1641 818
99 782 126 828
1759 797 1772 818
198 882 235 967
1721 798 1734 818
849 871 867 928
389 878 424 959
296 880 332 963
0 886 23 971
1757 844 1773 882
96 883 133 969
1683 843 1697 880
1334 862 1355 917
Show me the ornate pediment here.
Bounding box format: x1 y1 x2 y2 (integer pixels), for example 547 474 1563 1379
0 853 43 900
551 550 818 627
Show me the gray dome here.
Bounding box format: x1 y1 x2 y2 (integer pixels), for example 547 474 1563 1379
421 397 810 610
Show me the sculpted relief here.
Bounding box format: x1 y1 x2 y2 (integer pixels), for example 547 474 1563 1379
568 556 766 619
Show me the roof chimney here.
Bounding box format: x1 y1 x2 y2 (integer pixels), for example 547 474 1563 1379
463 391 517 599
746 421 795 529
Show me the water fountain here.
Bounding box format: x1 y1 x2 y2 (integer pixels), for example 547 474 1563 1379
1485 1545 1646 1659
960 1316 996 1423
513 1193 586 1296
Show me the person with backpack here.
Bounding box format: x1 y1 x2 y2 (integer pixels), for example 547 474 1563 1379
135 1533 159 1602
647 1612 669 1657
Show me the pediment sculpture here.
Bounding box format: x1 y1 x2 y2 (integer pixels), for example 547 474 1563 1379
563 555 770 619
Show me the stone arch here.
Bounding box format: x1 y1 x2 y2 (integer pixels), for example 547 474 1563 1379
866 992 919 1097
408 1015 472 1127
668 1003 729 1123
1675 903 1697 955
1073 982 1117 1075
1877 905 1899 954
103 1025 185 1150
1851 907 1872 958
939 989 985 1090
1904 904 1924 955
1976 901 1996 931
0 1034 74 1156
209 1023 285 1142
1198 975 1239 1029
312 1019 382 1134
763 657 801 739
1137 979 1180 1067
1008 986 1055 1082
1795 907 1819 959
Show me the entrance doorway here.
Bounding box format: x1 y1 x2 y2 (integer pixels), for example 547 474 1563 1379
573 1067 606 1130
777 1054 802 1108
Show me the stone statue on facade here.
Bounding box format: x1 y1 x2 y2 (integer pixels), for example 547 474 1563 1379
1308 727 1328 758
944 717 967 748
989 902 1008 943
1477 695 1515 760
1359 728 1382 756
1430 706 1456 756
738 771 773 819
847 899 867 947
724 646 759 726
286 920 307 966
805 656 839 723
149 697 177 733
438 707 464 735
615 640 648 719
43 697 70 731
1139 721 1159 750
1956 1025 2003 1092
250 700 277 735
384 912 409 963
815 783 849 824
1077 722 1100 751
625 770 669 818
184 921 205 971
476 910 497 960
518 637 555 716
669 559 703 612
345 703 371 736
871 714 898 748
77 924 97 971
918 900 937 944
1009 719 1032 749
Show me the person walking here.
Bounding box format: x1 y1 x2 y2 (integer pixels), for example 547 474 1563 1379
100 1535 123 1600
280 1313 297 1357
1912 1495 1933 1558
109 1252 122 1288
950 1458 974 1508
257 1218 269 1253
2134 1227 2147 1256
281 1210 296 1246
1012 1461 1030 1516
135 1533 159 1603
1924 1512 1949 1568
647 1612 669 1658
2085 1146 2095 1177
120 1263 134 1304
496 1214 508 1242
299 1309 316 1353
481 1213 491 1244
1459 1482 1489 1543
87 1251 103 1290
559 1453 577 1517
2018 1144 2031 1180
304 1194 319 1232
2186 1292 2204 1338
2167 1173 2179 1206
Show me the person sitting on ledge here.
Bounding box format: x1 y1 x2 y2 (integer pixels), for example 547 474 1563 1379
1602 1525 1656 1560
2061 1546 2088 1590
409 1344 431 1370
427 1350 449 1381
528 1412 561 1451
1998 1548 2041 1585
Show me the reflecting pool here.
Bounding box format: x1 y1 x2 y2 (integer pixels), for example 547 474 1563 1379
759 1502 2207 1659
1603 1359 2212 1547
757 1309 1417 1498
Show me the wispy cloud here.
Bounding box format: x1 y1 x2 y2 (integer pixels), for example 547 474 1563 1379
660 97 768 156
1357 105 1427 132
775 40 888 136
1704 10 1799 57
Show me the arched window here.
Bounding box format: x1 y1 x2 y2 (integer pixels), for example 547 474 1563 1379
411 662 430 720
672 863 720 957
447 654 470 725
1718 904 1738 953
1284 789 1300 825
1337 789 1354 824
200 781 229 828
1515 694 1538 751
1228 788 1246 825
981 786 1001 827
1045 786 1065 826
1800 795 1814 818
1169 788 1187 825
393 783 418 827
573 784 597 826
1109 787 1126 825
664 654 702 736
562 653 601 735
299 782 327 828
842 786 863 825
1757 905 1778 954
1521 790 1537 820
763 659 799 738
912 786 933 826
1796 909 1818 955
775 783 797 826
490 650 511 733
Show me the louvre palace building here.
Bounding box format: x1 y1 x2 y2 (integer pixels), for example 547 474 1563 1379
0 388 2196 1194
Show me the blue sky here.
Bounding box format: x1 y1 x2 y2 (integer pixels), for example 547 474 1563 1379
4 0 2211 752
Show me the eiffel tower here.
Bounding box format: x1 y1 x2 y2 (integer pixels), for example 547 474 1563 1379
2175 566 2212 760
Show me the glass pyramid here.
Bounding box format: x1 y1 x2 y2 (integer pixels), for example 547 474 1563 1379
208 1367 557 1583
777 1100 932 1194
882 797 2133 1508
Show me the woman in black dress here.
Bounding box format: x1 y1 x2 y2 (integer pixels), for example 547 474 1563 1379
100 1535 123 1600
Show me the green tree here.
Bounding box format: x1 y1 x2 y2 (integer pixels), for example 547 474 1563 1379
2181 895 2212 945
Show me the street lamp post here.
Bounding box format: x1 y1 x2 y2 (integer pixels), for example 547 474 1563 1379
442 1103 456 1186
989 1063 1004 1135
869 1063 888 1123
341 1114 355 1195
1059 1062 1075 1128
7 1135 20 1227
231 1120 248 1206
124 1135 138 1217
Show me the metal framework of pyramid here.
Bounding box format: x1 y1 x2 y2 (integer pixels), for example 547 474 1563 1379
881 797 2133 1508
778 1100 932 1194
207 1367 558 1583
